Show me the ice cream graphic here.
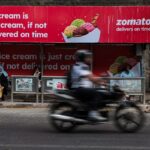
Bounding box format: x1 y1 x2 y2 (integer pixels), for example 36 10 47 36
62 14 101 43
109 56 138 75
64 25 77 38
71 19 85 27
109 63 121 74
82 22 95 32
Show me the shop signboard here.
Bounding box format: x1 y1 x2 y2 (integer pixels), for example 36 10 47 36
15 78 33 92
0 6 150 43
12 76 38 93
52 78 66 90
46 79 66 89
42 77 66 92
110 79 142 93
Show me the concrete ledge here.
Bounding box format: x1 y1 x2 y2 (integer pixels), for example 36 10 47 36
0 102 150 113
0 102 49 108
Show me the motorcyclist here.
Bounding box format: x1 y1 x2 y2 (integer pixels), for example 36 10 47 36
71 49 107 121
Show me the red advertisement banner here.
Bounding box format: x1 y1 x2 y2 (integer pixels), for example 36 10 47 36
0 45 136 76
0 6 150 43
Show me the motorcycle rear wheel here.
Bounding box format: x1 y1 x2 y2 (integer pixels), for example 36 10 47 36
50 103 77 132
114 105 145 133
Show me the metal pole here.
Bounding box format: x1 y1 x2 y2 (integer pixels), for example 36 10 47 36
136 44 145 104
143 78 146 105
142 44 148 105
41 76 44 103
36 76 39 103
11 76 14 103
40 44 44 103
144 44 150 105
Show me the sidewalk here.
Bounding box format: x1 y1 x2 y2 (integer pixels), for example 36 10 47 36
0 101 49 108
0 101 150 113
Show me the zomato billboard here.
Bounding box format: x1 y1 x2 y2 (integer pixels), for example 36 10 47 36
0 44 136 76
0 6 150 43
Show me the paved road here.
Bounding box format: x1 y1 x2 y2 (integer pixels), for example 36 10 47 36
0 108 149 150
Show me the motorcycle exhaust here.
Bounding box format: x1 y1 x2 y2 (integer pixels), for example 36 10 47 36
50 114 88 123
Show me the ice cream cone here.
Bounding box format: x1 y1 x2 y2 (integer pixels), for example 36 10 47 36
91 14 100 27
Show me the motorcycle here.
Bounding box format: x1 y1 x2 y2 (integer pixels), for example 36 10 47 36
49 85 145 133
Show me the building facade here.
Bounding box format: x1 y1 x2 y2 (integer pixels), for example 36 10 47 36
0 0 150 101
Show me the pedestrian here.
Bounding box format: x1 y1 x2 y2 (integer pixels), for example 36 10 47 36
33 66 41 91
120 63 135 78
33 66 41 79
0 66 8 101
120 63 135 93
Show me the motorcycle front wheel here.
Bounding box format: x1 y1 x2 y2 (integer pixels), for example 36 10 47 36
49 103 77 132
114 104 145 133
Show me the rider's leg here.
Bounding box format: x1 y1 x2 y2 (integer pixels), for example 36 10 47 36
75 88 107 121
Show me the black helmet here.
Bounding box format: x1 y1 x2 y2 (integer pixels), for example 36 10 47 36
75 50 92 62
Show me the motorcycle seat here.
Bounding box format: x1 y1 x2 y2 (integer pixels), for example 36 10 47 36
96 89 120 101
97 89 111 96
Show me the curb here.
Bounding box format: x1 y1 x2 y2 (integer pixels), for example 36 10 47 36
0 102 49 108
0 102 150 113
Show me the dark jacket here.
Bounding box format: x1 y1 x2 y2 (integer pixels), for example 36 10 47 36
0 73 8 95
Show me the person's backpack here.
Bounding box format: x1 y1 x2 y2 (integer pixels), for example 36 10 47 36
66 66 73 90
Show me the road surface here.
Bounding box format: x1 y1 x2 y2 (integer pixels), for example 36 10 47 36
0 108 149 150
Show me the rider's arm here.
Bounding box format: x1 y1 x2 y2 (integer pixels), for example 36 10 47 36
87 74 104 85
79 64 106 85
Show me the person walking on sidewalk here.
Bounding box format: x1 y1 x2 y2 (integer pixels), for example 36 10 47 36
0 66 8 101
